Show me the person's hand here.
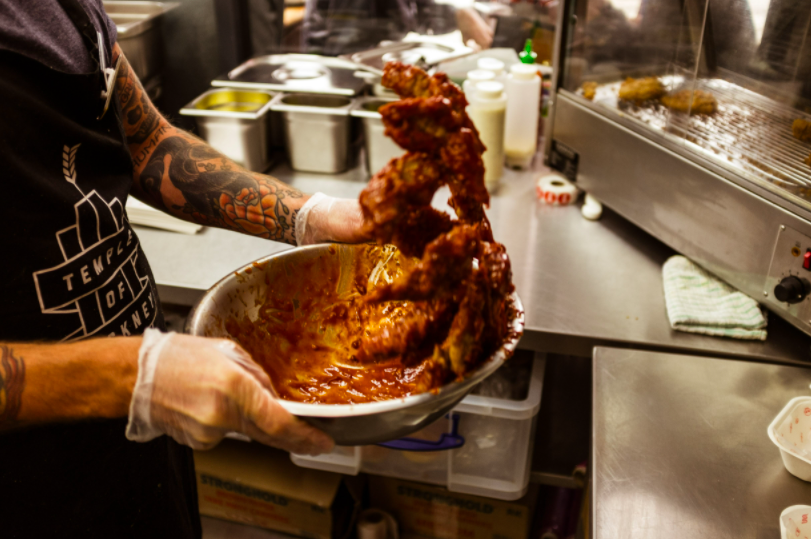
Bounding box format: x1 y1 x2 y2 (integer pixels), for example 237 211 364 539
296 192 370 246
456 7 494 50
126 329 334 454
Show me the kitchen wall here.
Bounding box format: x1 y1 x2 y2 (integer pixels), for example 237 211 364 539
159 0 222 128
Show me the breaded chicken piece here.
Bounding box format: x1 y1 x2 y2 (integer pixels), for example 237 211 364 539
661 90 717 115
793 119 811 143
581 81 598 101
618 77 666 102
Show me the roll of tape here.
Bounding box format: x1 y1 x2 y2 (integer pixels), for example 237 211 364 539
357 508 399 539
536 175 578 206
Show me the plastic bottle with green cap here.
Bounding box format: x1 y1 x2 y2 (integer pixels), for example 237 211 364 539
519 39 537 64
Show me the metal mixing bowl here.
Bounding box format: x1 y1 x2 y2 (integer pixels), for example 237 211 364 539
185 244 524 445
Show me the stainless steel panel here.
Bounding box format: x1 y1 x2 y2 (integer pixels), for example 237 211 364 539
593 347 811 539
764 225 811 328
350 97 403 176
271 94 353 174
550 92 811 336
103 1 178 81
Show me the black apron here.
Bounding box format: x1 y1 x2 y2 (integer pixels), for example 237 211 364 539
0 1 200 536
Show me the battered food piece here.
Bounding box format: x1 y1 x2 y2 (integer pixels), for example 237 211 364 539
793 118 811 143
582 81 598 101
618 77 665 103
661 89 717 115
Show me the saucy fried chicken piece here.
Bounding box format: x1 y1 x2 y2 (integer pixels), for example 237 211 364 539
360 152 444 241
793 119 811 143
368 224 480 303
661 89 717 115
441 128 491 223
380 96 466 152
618 77 665 102
582 81 598 101
389 206 455 258
357 299 457 365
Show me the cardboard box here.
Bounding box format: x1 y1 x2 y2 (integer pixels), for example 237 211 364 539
369 476 537 539
194 440 357 539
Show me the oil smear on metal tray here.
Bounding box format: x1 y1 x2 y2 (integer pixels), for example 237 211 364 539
225 245 448 404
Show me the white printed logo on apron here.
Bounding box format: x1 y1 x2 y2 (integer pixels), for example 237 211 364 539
31 144 157 341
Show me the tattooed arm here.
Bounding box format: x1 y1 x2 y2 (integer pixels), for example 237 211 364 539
0 339 140 432
112 45 365 245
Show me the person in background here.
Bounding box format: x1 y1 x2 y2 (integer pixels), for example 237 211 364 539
0 0 367 536
301 0 493 55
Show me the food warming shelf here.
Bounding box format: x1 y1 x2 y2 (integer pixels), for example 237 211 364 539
584 76 811 211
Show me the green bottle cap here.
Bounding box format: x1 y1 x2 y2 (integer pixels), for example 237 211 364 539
519 39 537 64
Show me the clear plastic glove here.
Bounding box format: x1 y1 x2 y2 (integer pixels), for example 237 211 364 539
456 7 494 50
126 329 334 454
295 192 368 246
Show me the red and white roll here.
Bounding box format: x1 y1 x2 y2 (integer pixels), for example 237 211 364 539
536 175 578 206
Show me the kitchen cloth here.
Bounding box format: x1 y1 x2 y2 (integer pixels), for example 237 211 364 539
662 255 767 340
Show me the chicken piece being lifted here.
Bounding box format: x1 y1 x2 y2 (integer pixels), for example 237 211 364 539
368 224 481 303
618 77 666 103
661 89 717 115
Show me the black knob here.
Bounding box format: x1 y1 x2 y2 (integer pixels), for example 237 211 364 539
774 276 808 304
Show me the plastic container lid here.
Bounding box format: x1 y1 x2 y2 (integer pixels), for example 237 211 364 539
510 64 538 80
475 81 504 99
477 58 505 76
466 69 495 82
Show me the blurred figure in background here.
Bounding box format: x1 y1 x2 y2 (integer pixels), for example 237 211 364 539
301 0 492 55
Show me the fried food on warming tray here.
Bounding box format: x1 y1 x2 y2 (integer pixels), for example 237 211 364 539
358 61 515 381
618 77 666 103
793 119 811 143
581 81 598 101
661 89 717 115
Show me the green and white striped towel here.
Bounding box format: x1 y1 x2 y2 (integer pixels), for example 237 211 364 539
663 255 767 341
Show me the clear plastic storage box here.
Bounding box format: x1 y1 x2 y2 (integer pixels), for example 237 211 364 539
292 351 545 501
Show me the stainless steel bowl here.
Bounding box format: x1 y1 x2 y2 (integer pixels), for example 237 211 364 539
185 244 524 445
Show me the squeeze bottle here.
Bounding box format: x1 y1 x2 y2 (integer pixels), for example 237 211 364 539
504 63 541 169
462 69 495 99
468 81 506 190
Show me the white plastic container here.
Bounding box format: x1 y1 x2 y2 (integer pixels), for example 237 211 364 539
467 81 506 191
477 57 506 82
780 505 811 538
462 69 495 99
504 64 541 169
768 396 811 481
292 352 545 501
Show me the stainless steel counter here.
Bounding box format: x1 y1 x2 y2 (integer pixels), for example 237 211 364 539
592 347 811 539
136 161 811 364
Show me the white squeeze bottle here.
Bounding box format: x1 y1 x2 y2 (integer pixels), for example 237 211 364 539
504 63 541 169
462 69 495 99
468 80 506 190
477 58 505 82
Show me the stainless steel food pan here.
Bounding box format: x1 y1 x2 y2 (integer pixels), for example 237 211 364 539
350 97 403 176
270 93 354 174
185 244 525 446
102 1 178 82
213 54 368 96
180 89 275 172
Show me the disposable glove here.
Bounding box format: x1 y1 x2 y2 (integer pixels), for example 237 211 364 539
296 192 368 246
126 329 333 454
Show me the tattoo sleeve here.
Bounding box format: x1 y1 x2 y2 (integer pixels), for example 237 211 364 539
113 45 306 245
0 345 25 425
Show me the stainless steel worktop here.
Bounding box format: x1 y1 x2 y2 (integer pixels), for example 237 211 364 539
592 347 811 538
136 161 811 364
